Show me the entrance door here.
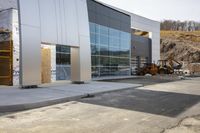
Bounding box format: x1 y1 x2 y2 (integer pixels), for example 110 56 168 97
41 47 51 84
0 38 13 86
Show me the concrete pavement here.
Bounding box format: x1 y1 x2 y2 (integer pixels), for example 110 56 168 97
0 81 141 113
0 78 200 133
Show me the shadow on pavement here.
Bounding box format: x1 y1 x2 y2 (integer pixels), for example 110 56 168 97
78 89 200 117
102 76 181 86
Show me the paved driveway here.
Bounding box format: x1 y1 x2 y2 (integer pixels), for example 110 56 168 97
0 78 200 133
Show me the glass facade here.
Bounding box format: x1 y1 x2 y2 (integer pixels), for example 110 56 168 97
56 45 70 65
56 45 71 80
90 22 131 77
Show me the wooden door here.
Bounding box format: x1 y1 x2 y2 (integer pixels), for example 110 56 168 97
0 41 13 86
41 48 51 84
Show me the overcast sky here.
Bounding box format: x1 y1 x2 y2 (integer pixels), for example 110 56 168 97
99 0 200 22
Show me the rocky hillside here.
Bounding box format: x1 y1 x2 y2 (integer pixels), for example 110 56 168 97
160 31 200 63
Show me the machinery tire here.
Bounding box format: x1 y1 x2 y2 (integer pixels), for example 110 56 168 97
159 68 166 74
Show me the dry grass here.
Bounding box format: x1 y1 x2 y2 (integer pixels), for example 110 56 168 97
161 30 200 43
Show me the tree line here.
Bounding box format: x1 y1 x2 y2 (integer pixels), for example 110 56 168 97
161 20 200 31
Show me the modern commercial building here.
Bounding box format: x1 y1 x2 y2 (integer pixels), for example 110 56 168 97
0 0 160 87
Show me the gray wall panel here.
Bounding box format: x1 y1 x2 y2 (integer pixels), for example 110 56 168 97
32 0 81 46
60 0 66 45
88 11 95 22
18 0 40 27
132 35 152 63
20 25 41 86
79 36 91 81
87 0 96 11
18 0 91 85
39 0 57 44
130 15 160 62
97 15 109 27
121 23 130 32
18 0 41 86
109 18 121 30
71 0 91 82
76 0 90 37
87 0 131 33
71 47 80 81
64 0 79 46
54 0 62 44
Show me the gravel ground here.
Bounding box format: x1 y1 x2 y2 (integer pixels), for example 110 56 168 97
164 115 200 133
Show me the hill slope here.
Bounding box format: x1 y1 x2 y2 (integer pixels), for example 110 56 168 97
160 31 200 63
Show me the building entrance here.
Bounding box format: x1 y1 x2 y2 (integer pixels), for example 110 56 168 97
0 31 13 86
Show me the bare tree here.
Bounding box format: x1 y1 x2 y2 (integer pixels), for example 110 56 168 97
161 20 200 31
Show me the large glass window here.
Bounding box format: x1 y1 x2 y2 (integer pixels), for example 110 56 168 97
100 45 109 56
89 23 95 33
56 45 71 80
109 37 120 47
92 56 100 66
89 22 131 77
90 33 96 44
100 25 109 35
91 45 100 55
109 47 120 57
100 35 109 45
109 28 120 38
56 45 70 65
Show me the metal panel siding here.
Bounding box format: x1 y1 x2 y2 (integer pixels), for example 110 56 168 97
121 23 131 33
55 0 62 44
87 0 96 11
20 25 41 86
130 14 160 63
88 11 96 22
132 35 151 59
109 18 121 30
87 0 131 33
71 0 91 82
18 0 92 84
64 0 79 46
79 36 91 81
76 0 90 37
39 0 57 44
50 0 79 45
71 47 80 81
60 0 66 45
78 0 91 81
18 0 42 86
18 0 40 27
149 32 160 62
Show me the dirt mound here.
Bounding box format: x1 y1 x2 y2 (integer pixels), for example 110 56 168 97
160 31 200 63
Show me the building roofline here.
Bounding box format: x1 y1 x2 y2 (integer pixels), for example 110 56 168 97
93 0 160 24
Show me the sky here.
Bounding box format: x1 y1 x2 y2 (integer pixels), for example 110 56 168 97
99 0 200 22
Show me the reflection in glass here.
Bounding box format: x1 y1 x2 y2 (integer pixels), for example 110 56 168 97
100 35 109 45
92 56 100 66
100 57 110 66
91 45 100 55
100 25 109 35
100 45 109 56
89 22 131 77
